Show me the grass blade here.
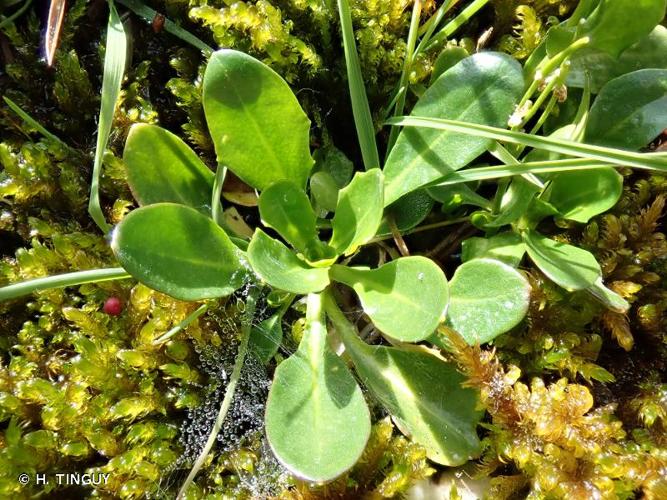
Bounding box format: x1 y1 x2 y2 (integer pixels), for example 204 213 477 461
0 268 130 302
387 116 667 171
424 0 491 51
115 0 214 55
89 0 127 233
386 0 422 155
2 96 68 148
336 0 380 170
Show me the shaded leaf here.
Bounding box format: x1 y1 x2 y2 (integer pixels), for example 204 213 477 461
123 124 214 213
585 69 667 151
582 0 666 57
249 313 283 364
548 168 623 223
462 232 526 268
568 26 667 93
523 230 601 291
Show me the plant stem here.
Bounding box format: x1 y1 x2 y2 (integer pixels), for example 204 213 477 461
424 0 491 52
153 304 209 346
386 0 423 156
322 290 366 351
367 216 470 244
212 164 227 227
0 268 131 302
116 0 214 54
176 286 260 499
0 0 32 30
515 37 591 121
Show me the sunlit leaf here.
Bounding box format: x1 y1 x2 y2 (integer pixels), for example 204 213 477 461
248 230 330 294
203 49 314 190
383 52 524 204
330 257 448 342
330 170 384 255
258 181 318 254
112 204 245 300
266 294 370 481
444 259 531 344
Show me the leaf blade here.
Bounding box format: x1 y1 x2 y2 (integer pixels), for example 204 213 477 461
111 204 245 300
203 49 314 190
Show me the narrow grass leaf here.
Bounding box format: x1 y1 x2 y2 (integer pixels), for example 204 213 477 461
89 0 126 233
336 0 380 170
115 0 213 54
388 116 667 171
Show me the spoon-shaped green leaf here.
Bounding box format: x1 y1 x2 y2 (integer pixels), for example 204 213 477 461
443 258 531 345
585 69 667 151
547 168 622 223
258 181 318 253
383 52 524 204
247 230 330 294
203 49 314 190
330 257 448 342
330 169 384 255
523 230 601 291
581 0 666 57
111 203 246 300
265 293 370 482
462 232 526 268
324 293 482 466
123 124 214 214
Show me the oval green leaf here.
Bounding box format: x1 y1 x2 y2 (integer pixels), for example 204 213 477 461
548 168 623 223
582 0 666 57
383 52 524 205
258 181 318 253
266 294 370 482
325 297 481 466
247 229 330 294
123 124 214 213
523 230 601 291
203 49 314 190
585 69 667 151
568 26 667 93
330 169 384 256
330 257 448 342
111 203 245 300
461 232 526 268
445 259 531 344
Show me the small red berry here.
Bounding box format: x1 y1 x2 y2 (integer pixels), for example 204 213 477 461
103 297 123 316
